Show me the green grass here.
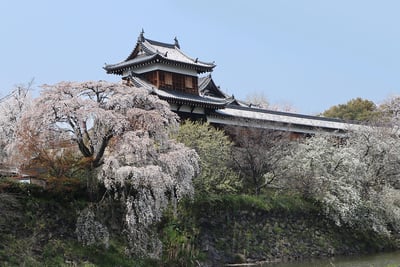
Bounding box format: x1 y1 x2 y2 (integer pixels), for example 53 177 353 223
43 239 157 267
1 237 157 267
0 180 157 267
193 191 318 214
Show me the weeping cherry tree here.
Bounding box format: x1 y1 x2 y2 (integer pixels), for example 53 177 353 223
14 81 200 258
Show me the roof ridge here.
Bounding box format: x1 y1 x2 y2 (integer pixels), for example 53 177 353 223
144 37 216 68
140 41 157 55
226 104 363 124
176 48 216 67
145 38 176 49
105 32 216 74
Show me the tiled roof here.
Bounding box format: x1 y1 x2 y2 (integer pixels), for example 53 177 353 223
130 75 364 135
104 32 369 136
209 105 366 134
155 89 231 109
104 32 215 75
104 54 158 72
198 75 229 99
144 38 213 68
129 76 231 109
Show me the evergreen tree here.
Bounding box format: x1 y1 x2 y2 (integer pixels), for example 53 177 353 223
321 97 378 121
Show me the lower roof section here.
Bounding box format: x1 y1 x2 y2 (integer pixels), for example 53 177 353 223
129 75 231 109
127 75 366 136
208 105 366 136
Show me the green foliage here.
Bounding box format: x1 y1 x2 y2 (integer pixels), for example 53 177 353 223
0 237 39 266
193 192 316 214
1 176 397 266
164 193 314 265
192 194 269 214
159 194 316 266
1 238 154 267
0 180 157 267
161 221 202 266
266 192 319 212
0 192 21 235
41 239 155 267
159 202 204 266
0 175 88 202
176 120 241 195
0 178 43 194
321 97 379 121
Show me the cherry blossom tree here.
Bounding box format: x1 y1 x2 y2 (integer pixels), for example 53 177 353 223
16 81 176 168
280 135 363 224
14 81 200 258
99 131 199 257
281 126 400 237
225 126 291 195
379 95 400 127
0 82 32 164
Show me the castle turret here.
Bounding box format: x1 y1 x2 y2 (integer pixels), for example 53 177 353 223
104 31 215 95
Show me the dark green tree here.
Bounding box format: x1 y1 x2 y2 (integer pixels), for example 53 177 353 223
321 97 378 122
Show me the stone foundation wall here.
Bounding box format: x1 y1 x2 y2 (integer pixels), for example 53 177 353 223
195 207 390 266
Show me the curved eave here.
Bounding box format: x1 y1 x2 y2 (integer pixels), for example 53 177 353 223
157 95 227 110
199 75 229 99
104 54 157 75
104 54 215 75
144 38 215 68
125 42 141 61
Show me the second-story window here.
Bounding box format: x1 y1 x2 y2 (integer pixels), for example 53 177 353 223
185 76 193 89
165 73 173 85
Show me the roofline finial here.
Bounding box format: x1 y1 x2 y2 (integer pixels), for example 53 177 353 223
174 36 180 49
139 29 145 42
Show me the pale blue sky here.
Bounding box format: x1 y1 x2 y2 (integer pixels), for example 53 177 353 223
1 0 400 114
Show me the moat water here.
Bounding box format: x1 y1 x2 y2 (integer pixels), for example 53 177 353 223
262 251 400 267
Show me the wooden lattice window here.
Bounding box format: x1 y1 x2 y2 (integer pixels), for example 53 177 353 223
144 71 157 86
165 73 173 85
185 76 193 89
